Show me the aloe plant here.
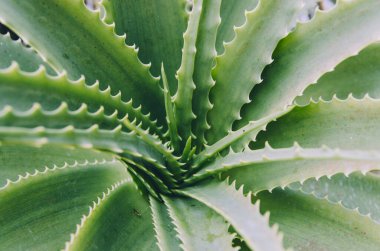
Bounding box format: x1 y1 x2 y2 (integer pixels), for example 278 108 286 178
0 0 380 250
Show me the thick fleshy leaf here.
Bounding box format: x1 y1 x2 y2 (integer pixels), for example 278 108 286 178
0 33 54 73
216 0 258 54
295 42 380 105
174 0 203 144
293 172 380 223
0 102 120 131
0 157 129 250
164 195 235 251
102 0 187 94
240 0 380 124
191 0 221 149
256 188 380 251
187 145 380 192
66 180 158 251
0 100 179 180
206 0 302 144
192 108 291 170
0 65 163 137
254 96 380 150
0 126 178 184
161 66 180 151
150 197 182 251
179 179 285 251
0 143 115 187
0 0 165 122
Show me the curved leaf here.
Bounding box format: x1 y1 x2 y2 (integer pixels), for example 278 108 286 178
0 65 163 137
173 0 203 143
215 0 258 54
66 180 158 251
0 158 129 250
240 0 380 124
294 172 380 223
102 0 187 94
254 96 380 150
0 33 54 73
207 0 301 144
256 188 380 250
0 143 115 187
150 197 182 251
179 179 285 251
191 0 221 149
0 0 165 122
164 195 235 251
188 145 380 193
295 42 380 105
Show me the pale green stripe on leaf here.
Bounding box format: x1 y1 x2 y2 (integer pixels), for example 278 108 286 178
0 101 179 177
0 33 54 73
0 0 165 122
66 181 158 251
256 188 380 251
188 145 380 190
240 0 380 124
0 143 115 187
0 158 128 250
179 179 285 251
0 65 163 138
293 172 380 223
161 65 180 151
0 125 163 167
164 195 236 251
174 0 203 143
295 42 380 105
102 0 187 94
193 107 292 170
207 0 302 144
150 197 182 251
192 0 221 149
254 96 380 151
216 0 258 54
0 102 120 131
0 126 172 177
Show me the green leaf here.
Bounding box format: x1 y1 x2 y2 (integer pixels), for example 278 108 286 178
161 65 180 151
295 42 380 105
253 96 380 150
123 157 172 196
102 0 187 94
0 157 129 250
240 0 380 124
0 126 173 181
192 108 291 170
256 188 380 251
150 197 182 251
0 98 179 176
0 65 163 138
0 143 115 187
206 0 302 144
216 0 258 54
293 172 380 223
174 0 203 144
179 179 285 251
0 0 165 122
0 102 120 130
164 195 235 251
191 0 221 149
187 145 380 192
0 102 181 184
66 180 159 251
0 33 54 73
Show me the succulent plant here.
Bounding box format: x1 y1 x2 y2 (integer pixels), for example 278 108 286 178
0 0 380 250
